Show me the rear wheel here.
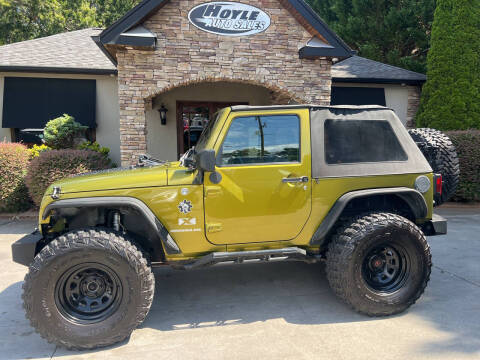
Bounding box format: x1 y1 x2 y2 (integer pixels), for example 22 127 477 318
23 229 155 350
408 128 460 205
326 213 431 316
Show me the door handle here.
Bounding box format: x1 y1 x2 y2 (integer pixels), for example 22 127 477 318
205 186 222 198
282 176 309 184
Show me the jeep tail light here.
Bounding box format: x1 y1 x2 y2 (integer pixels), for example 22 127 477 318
434 174 443 195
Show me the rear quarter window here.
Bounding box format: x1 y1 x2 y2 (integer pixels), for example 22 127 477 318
324 119 408 164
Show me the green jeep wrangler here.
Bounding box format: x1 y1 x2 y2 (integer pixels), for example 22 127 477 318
12 105 459 350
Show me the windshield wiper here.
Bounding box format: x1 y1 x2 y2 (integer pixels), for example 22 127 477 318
138 154 167 167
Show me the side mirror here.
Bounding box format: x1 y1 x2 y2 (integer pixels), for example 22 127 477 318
196 149 216 173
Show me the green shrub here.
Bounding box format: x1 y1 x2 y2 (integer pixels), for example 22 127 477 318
79 141 110 157
43 114 87 149
445 130 480 202
416 0 480 130
26 149 111 205
0 142 32 212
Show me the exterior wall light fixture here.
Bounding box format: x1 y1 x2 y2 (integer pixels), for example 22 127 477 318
159 104 168 125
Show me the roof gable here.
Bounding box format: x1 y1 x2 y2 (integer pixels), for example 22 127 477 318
99 0 353 59
100 0 166 45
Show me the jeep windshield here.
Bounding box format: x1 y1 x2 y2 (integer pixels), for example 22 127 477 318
180 108 226 168
195 108 227 152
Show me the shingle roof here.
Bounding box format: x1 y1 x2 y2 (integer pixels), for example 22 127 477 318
332 55 426 85
0 28 426 84
0 28 117 74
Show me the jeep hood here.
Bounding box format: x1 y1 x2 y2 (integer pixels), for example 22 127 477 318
46 163 173 195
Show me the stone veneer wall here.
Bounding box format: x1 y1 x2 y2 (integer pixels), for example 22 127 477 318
115 0 333 166
406 86 422 128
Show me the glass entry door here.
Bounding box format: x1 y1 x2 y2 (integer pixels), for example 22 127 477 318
176 101 247 158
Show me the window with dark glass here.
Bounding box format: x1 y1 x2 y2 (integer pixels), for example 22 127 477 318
324 119 407 164
331 87 386 106
2 77 96 129
219 115 300 165
2 77 97 145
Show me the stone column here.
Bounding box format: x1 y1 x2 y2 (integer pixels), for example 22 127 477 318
406 86 422 128
117 51 150 167
118 95 147 167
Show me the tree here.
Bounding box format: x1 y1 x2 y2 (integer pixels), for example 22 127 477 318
416 0 480 130
59 0 97 32
95 0 141 28
0 0 141 45
0 0 96 45
307 0 436 73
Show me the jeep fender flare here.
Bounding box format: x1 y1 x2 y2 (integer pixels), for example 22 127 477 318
310 187 428 247
42 197 181 256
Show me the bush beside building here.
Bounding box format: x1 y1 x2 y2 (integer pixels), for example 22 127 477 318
26 149 111 206
0 142 32 212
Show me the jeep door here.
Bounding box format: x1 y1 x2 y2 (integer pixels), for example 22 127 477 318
204 109 312 245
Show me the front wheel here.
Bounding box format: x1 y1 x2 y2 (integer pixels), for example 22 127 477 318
326 213 431 316
22 229 155 350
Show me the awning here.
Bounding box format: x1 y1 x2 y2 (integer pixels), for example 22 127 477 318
2 77 96 129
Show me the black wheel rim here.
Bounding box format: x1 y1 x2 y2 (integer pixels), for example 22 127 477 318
55 263 122 324
361 243 410 293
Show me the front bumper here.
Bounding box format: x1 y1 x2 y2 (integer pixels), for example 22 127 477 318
11 231 43 266
421 214 447 236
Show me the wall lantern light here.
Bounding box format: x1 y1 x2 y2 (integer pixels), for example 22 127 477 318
158 104 168 125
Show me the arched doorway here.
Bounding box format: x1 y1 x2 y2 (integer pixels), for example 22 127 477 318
145 80 298 160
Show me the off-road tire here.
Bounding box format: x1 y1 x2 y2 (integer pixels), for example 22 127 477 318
326 213 431 316
22 229 155 350
408 128 460 206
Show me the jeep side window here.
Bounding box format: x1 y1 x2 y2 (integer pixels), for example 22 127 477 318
218 115 300 165
324 119 408 164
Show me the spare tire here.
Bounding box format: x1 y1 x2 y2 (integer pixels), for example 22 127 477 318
408 128 460 206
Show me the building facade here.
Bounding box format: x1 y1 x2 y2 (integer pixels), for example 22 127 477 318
0 0 426 167
100 0 353 165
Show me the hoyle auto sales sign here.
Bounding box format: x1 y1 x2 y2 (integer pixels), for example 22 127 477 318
188 2 271 37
